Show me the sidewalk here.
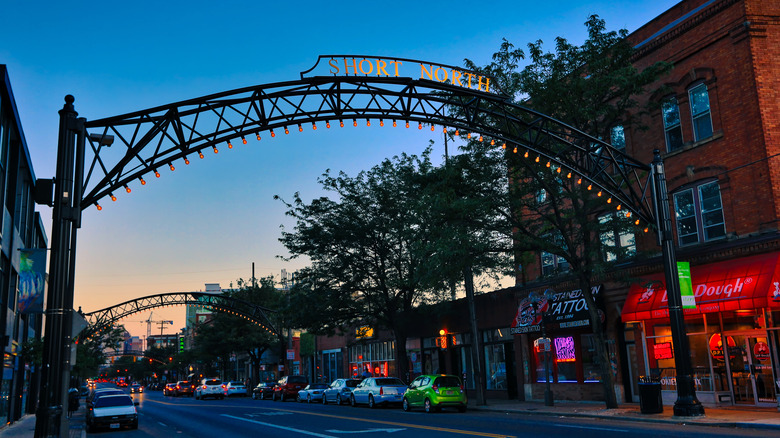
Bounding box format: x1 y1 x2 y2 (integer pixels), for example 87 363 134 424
0 404 86 438
468 398 780 430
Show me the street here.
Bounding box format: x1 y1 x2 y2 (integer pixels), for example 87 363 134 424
83 387 772 438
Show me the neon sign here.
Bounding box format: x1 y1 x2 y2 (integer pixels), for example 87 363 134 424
554 336 576 362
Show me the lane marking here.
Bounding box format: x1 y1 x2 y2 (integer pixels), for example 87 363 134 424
249 408 516 438
221 414 338 437
158 421 167 427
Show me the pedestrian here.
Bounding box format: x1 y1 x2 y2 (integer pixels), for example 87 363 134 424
67 387 79 418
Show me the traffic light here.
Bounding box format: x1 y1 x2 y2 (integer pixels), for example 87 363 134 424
178 336 184 352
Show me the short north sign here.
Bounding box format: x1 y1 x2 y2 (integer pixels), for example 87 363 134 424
301 55 497 94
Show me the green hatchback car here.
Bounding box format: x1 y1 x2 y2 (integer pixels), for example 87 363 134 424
402 374 467 413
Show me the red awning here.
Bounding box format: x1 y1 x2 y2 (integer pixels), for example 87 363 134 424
621 252 780 322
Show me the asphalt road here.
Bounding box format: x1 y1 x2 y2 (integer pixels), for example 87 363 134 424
87 387 771 438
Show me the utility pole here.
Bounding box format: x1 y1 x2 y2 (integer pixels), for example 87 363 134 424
35 95 85 437
651 150 704 417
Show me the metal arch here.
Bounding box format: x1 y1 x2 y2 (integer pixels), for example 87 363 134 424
80 292 279 338
81 75 656 225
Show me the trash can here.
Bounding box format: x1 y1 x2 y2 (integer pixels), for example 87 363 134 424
638 376 663 414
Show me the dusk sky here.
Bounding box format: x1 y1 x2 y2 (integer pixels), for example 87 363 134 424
2 0 680 339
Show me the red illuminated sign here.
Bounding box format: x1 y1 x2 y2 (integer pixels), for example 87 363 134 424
653 342 674 360
709 333 737 361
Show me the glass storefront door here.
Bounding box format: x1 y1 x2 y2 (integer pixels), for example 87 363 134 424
725 333 777 406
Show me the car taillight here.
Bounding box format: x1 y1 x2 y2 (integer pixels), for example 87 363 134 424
433 384 439 394
460 383 465 392
202 385 206 389
379 387 384 395
222 384 226 389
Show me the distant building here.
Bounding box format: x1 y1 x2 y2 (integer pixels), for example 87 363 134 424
185 283 221 329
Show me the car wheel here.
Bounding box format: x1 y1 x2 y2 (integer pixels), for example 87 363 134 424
350 394 357 407
307 394 312 403
402 397 411 412
424 398 436 413
281 392 286 402
368 394 376 409
322 395 328 405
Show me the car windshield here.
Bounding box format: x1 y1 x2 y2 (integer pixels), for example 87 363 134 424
95 396 133 408
345 380 360 387
288 376 307 384
374 378 405 386
205 379 221 385
434 376 461 387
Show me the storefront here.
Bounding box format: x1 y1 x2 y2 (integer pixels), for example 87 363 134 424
347 340 396 379
621 252 780 407
511 285 611 401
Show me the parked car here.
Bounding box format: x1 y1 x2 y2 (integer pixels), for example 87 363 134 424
322 379 361 405
273 375 308 402
87 388 123 408
297 383 329 403
129 383 144 393
402 374 467 413
252 382 276 400
163 383 177 396
175 380 195 397
195 378 224 400
350 377 407 408
86 394 139 432
224 381 248 397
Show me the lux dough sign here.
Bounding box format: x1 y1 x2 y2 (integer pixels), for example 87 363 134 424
303 55 495 94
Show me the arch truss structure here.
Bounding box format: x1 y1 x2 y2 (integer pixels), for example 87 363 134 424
81 292 278 339
81 55 657 226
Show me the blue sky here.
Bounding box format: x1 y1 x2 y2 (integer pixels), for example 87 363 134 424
2 0 680 338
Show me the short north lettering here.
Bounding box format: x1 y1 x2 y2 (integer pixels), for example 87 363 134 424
326 56 491 93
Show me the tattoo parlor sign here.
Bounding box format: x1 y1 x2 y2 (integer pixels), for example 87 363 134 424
301 55 497 94
510 285 604 335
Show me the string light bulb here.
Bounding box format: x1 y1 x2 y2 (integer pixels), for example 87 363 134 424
597 191 602 197
535 156 540 163
256 133 261 141
380 119 384 127
616 204 622 210
524 151 529 158
284 126 289 134
353 119 358 127
406 121 410 128
635 219 640 225
110 193 117 202
418 122 422 130
467 133 472 139
567 172 572 178
227 141 233 149
513 147 518 153
298 124 303 132
139 177 146 185
490 139 495 146
124 185 131 193
393 120 397 127
271 129 276 137
501 143 507 150
312 122 317 130
577 178 582 184
212 145 219 154
242 136 247 144
326 120 331 129
155 170 161 178
367 120 371 127
587 184 592 190
95 203 102 211
431 124 435 132
199 151 205 159
455 129 460 136
607 197 612 203
626 211 632 218
546 161 551 168
479 135 483 142
340 120 345 128
169 163 175 171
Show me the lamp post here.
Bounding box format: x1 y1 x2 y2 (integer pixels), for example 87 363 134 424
530 288 555 406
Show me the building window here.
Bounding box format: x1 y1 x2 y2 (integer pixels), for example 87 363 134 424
662 97 684 152
673 181 726 246
689 83 713 141
599 211 636 262
535 188 547 204
541 251 569 276
610 125 625 151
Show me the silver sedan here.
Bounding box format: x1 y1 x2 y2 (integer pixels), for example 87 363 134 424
297 383 329 403
350 377 407 408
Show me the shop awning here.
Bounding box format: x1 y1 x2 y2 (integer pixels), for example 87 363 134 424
621 251 780 322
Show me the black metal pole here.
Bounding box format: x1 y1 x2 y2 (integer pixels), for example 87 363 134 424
651 150 704 417
34 96 82 437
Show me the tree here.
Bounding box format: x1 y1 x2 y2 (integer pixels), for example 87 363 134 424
277 148 452 381
193 277 283 384
73 324 126 382
459 16 672 408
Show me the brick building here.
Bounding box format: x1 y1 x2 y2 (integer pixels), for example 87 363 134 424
313 0 780 410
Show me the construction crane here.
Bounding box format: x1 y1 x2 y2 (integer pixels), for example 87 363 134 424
135 312 174 350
